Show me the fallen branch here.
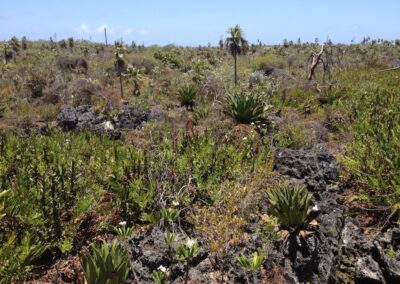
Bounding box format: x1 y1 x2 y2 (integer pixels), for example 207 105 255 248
377 66 400 73
372 208 399 241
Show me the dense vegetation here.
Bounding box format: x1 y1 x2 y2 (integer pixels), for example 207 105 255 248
0 32 399 283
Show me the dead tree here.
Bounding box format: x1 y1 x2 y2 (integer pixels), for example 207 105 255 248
307 44 324 80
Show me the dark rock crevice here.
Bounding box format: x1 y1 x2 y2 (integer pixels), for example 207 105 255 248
57 103 157 139
274 145 400 283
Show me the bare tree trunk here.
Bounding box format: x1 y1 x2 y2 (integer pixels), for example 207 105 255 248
119 74 124 98
308 44 324 80
234 53 238 85
133 81 140 96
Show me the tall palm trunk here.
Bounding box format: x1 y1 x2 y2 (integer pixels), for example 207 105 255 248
234 51 238 85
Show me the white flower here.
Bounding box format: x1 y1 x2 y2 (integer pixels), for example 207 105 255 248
119 221 127 226
242 137 248 141
311 205 319 212
103 121 114 130
158 265 167 273
172 200 180 207
186 238 196 248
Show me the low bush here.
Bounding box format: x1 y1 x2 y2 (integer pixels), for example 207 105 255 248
154 51 182 69
252 54 287 74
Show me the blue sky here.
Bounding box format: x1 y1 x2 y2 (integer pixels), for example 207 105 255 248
0 0 399 46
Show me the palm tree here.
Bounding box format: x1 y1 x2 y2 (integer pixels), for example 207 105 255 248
67 37 74 50
124 65 144 96
225 25 248 85
21 36 27 50
114 44 126 98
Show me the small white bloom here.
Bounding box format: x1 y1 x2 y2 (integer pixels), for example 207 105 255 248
158 265 167 273
172 200 180 207
186 238 196 248
311 205 319 212
119 221 127 226
242 137 248 141
104 121 114 130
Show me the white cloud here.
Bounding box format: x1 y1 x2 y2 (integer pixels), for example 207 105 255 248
123 28 133 36
76 23 91 34
95 24 115 35
75 23 115 35
139 29 149 36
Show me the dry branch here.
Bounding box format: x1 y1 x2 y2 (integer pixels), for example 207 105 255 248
308 44 325 80
377 66 400 73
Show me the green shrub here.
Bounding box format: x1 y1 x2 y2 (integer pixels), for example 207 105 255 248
226 91 264 123
193 105 209 123
267 184 311 229
26 72 46 98
342 87 400 207
177 85 196 110
153 51 182 69
80 240 130 284
252 54 287 71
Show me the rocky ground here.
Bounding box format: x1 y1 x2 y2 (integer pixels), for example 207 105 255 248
3 40 398 284
57 103 159 139
33 106 399 284
101 137 397 283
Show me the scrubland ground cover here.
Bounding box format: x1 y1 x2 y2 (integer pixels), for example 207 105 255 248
0 35 399 283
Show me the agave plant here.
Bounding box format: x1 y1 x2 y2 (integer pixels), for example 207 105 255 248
80 240 130 284
175 239 199 284
153 266 169 284
160 208 180 223
114 221 134 237
267 184 312 229
226 91 264 123
0 233 47 283
236 250 265 271
236 250 265 284
177 85 196 110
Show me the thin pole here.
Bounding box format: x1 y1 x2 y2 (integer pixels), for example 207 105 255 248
104 27 108 46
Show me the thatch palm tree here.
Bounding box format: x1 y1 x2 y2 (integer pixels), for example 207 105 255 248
124 65 144 96
225 25 248 85
114 45 126 98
